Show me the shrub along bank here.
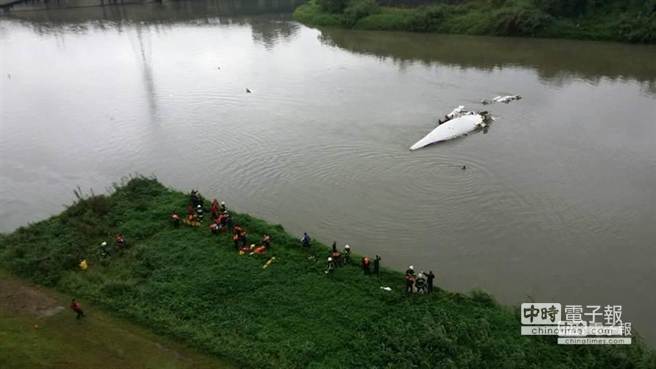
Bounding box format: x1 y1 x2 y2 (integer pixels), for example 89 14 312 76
294 0 656 43
0 177 654 368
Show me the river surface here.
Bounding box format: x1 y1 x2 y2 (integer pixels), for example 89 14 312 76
1 1 655 344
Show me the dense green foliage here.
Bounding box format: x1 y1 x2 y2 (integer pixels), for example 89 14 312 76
294 0 656 43
1 178 655 368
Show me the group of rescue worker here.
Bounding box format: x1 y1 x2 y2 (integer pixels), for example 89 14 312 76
180 189 437 294
404 266 436 295
172 190 273 255
73 188 437 318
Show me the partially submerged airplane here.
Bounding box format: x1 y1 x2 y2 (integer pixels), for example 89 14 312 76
410 108 493 151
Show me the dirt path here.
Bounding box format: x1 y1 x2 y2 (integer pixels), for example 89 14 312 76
0 272 238 369
0 278 65 317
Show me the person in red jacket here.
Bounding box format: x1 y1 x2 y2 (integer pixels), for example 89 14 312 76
361 256 371 275
171 211 181 228
70 298 85 319
210 199 220 219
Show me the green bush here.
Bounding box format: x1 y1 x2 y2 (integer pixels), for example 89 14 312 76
618 13 656 42
317 0 348 13
344 0 379 26
408 5 449 32
491 5 553 35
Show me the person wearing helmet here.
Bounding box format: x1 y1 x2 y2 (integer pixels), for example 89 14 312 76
325 257 336 274
195 204 204 222
220 201 226 213
404 266 416 294
99 241 111 258
415 271 427 294
343 244 351 265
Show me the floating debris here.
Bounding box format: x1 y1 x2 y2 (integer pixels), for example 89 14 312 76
482 95 522 105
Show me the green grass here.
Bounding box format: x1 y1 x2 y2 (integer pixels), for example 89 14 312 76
293 0 656 43
1 177 654 368
0 271 233 369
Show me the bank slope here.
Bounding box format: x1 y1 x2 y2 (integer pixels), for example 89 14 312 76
294 0 656 43
0 177 654 369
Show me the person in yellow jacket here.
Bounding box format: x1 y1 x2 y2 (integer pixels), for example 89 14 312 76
79 259 88 271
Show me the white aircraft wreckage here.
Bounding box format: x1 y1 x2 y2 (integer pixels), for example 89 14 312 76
481 95 522 105
410 108 493 151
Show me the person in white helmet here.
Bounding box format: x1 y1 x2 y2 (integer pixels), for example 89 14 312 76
404 265 416 294
99 241 111 258
219 201 226 213
325 257 336 274
343 244 351 265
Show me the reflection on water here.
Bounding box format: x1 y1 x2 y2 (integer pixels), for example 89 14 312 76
1 2 656 345
319 29 656 95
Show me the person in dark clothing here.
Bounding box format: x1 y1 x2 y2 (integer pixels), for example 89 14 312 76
233 225 243 250
331 241 337 253
70 299 85 319
225 212 233 230
190 190 201 207
220 201 227 212
427 271 436 293
115 233 126 250
233 233 240 250
361 256 371 275
373 255 381 276
301 232 311 248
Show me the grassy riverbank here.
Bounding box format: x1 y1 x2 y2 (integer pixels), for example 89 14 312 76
294 0 656 43
1 177 654 368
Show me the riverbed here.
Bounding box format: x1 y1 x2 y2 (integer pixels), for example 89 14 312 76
1 1 655 343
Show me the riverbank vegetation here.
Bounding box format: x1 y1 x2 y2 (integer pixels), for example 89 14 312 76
294 0 656 43
1 177 654 368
